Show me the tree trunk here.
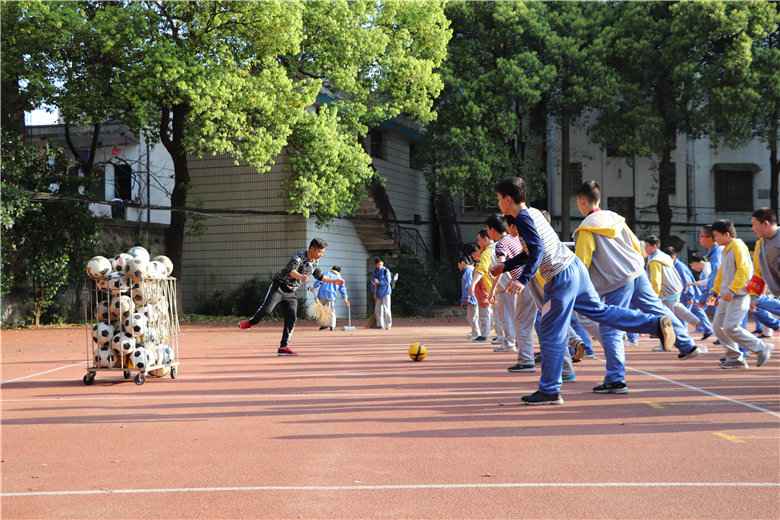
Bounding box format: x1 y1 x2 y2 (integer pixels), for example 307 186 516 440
160 105 190 283
560 115 571 240
770 111 778 215
433 190 463 266
657 144 674 244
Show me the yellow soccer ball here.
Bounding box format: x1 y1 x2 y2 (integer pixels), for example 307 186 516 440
408 342 428 362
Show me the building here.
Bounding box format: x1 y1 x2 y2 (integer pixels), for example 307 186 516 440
543 114 776 254
26 122 174 226
181 120 433 317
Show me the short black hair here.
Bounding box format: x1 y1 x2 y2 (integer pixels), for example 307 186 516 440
700 225 714 238
689 252 705 263
331 265 342 273
494 177 526 204
484 214 507 234
457 256 471 265
663 246 677 257
645 235 660 246
309 238 328 249
463 243 480 256
576 180 601 204
753 207 778 225
712 220 737 237
477 229 490 240
373 256 383 264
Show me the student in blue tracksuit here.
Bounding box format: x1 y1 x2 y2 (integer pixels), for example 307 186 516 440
491 177 680 405
458 256 480 339
688 252 714 337
572 181 700 394
372 257 393 330
313 266 350 331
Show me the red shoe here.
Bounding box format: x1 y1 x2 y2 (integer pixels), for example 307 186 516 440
277 346 298 356
238 320 252 330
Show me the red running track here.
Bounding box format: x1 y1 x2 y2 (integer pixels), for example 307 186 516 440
2 320 779 519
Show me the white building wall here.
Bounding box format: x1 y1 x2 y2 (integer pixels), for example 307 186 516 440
549 115 775 254
306 219 370 320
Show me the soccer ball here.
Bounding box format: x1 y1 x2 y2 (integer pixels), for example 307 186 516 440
127 246 151 263
408 342 428 362
86 256 112 280
110 295 134 317
96 301 111 321
94 345 116 368
130 283 146 306
108 272 130 295
112 331 136 355
113 253 134 274
152 255 174 277
127 257 149 283
92 322 114 345
157 344 175 365
147 261 166 280
131 347 153 372
137 304 156 321
95 278 110 292
124 313 148 338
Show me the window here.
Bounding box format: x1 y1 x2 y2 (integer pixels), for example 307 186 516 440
89 167 106 201
113 164 133 201
369 129 384 159
715 170 753 212
409 142 425 170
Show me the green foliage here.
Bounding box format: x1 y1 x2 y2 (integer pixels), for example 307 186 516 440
1 132 98 325
384 250 444 317
427 1 554 198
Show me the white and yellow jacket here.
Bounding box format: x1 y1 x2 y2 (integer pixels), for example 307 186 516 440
574 210 645 296
713 238 752 296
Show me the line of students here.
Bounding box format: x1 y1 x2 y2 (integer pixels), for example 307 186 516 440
459 177 774 405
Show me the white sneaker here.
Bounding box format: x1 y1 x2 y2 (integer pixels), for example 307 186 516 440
698 345 709 354
491 337 504 345
757 343 773 367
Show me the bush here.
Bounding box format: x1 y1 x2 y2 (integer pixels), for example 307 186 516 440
384 249 447 317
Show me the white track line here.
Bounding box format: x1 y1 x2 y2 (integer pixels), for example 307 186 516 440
3 482 779 497
0 362 84 385
627 366 780 420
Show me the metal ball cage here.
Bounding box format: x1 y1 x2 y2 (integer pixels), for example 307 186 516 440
83 278 181 385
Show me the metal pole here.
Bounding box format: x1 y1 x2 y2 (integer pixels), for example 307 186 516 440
146 131 151 243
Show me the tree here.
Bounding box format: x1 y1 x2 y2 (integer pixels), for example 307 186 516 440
591 1 775 242
1 132 98 326
540 1 615 239
422 1 555 215
15 0 450 281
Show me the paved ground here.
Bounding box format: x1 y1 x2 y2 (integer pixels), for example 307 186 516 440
2 320 779 519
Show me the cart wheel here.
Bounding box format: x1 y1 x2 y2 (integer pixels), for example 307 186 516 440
170 367 177 379
83 373 95 385
134 373 145 385
123 370 131 380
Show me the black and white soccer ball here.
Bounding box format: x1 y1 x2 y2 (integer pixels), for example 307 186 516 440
94 344 115 368
86 256 112 280
127 246 151 264
123 313 148 339
92 322 114 345
112 331 136 355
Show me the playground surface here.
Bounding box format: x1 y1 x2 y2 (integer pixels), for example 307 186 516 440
2 320 779 519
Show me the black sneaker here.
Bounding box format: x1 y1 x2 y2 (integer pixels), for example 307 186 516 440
534 352 542 364
319 326 329 331
657 316 676 352
507 363 536 373
701 331 713 341
678 346 699 360
593 381 628 394
714 339 721 345
521 390 564 406
472 336 487 342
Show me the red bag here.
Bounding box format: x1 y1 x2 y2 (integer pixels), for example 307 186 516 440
746 275 766 296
